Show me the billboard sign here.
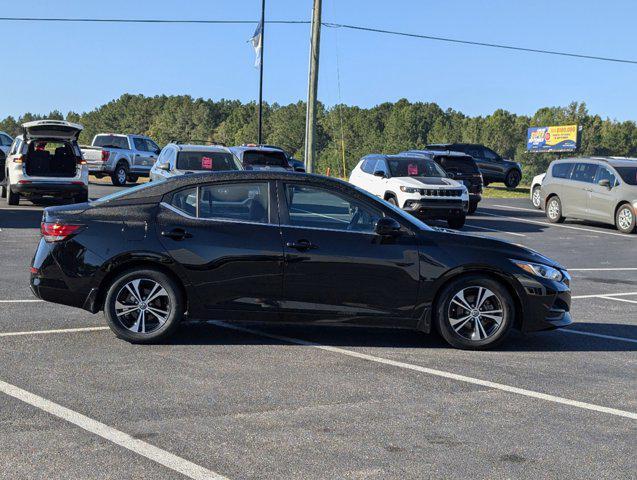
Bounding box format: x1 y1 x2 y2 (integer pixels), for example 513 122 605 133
526 125 579 153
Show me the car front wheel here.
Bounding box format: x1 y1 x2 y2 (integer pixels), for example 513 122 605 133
104 269 184 343
505 170 521 189
7 187 19 205
531 186 541 209
546 196 565 223
111 163 128 186
435 276 514 350
447 213 466 229
616 204 636 234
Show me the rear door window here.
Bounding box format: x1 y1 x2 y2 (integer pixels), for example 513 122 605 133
94 135 129 149
198 183 269 223
571 163 599 183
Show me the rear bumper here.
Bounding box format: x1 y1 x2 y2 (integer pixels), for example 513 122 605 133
469 193 482 204
13 182 87 196
87 163 111 174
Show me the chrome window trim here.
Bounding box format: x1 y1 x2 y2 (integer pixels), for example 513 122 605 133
160 201 277 228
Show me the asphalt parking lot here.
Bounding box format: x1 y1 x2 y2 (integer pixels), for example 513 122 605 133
0 181 635 479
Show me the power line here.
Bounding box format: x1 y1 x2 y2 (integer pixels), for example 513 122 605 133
0 16 635 65
322 22 637 65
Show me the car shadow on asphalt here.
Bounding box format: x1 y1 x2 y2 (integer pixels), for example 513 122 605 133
166 322 636 352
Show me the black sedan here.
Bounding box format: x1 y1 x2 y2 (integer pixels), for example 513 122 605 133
30 171 572 349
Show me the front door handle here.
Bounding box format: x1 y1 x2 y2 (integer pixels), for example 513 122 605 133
161 228 192 241
285 240 318 251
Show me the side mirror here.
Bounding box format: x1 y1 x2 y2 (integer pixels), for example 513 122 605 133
375 217 402 237
157 163 170 171
598 179 611 188
373 170 386 178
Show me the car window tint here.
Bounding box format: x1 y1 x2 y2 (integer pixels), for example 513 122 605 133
94 135 128 149
571 163 598 183
466 147 482 158
198 183 269 223
1 134 11 146
483 148 499 160
133 138 146 151
615 166 637 185
285 184 382 233
438 156 479 174
170 187 198 217
360 158 373 174
177 151 239 171
242 150 288 167
373 159 388 175
551 162 574 179
595 166 617 186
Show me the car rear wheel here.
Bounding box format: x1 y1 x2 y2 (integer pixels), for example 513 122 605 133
386 196 398 206
103 269 184 343
616 204 636 234
546 196 565 223
468 201 478 215
447 213 466 229
6 187 19 205
435 276 514 350
111 163 128 186
531 185 542 209
505 170 521 189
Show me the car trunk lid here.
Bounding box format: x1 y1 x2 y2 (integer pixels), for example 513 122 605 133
23 120 83 141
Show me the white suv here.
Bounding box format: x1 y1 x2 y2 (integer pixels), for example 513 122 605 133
2 120 88 206
349 154 469 228
149 143 242 181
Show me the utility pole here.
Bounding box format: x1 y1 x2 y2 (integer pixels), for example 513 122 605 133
257 0 265 144
304 0 322 173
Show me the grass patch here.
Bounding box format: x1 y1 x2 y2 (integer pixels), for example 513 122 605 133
482 185 530 198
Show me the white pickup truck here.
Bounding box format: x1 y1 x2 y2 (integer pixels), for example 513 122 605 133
80 133 161 186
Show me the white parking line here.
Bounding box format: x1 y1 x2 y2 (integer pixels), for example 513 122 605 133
572 292 637 299
493 204 541 213
464 223 526 237
600 296 637 305
0 326 109 337
562 329 637 344
479 211 632 238
210 321 637 420
569 268 637 272
0 299 43 303
0 380 227 480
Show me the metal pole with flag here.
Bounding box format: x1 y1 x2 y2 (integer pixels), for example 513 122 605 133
250 0 266 144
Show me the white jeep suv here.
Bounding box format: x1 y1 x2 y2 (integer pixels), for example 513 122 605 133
2 120 88 206
349 154 469 229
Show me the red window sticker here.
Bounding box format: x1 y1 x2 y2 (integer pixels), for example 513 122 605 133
408 163 419 176
201 156 213 169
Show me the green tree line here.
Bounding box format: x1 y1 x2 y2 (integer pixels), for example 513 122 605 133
2 94 636 182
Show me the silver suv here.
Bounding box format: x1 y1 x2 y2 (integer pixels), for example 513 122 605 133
541 157 637 234
149 143 242 181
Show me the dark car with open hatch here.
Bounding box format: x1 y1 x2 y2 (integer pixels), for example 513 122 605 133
30 171 571 349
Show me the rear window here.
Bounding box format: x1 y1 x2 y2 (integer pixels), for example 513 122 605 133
91 180 165 204
242 150 288 167
177 151 240 171
437 156 479 174
615 166 637 185
93 135 129 149
552 162 575 179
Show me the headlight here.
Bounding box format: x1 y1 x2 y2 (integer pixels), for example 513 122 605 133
512 260 563 281
400 186 419 193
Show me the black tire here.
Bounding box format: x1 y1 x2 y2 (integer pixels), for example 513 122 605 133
546 195 565 223
93 174 105 179
435 275 514 350
111 162 128 186
127 174 139 183
386 196 398 206
615 203 636 234
504 169 521 189
103 268 184 343
447 213 466 229
531 185 542 209
0 173 7 198
468 201 478 215
7 187 19 205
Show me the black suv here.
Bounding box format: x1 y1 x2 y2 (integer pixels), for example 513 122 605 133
426 143 522 189
402 150 483 214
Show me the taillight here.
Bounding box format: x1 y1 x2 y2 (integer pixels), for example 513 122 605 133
77 156 86 165
13 155 24 164
101 150 110 162
40 222 84 242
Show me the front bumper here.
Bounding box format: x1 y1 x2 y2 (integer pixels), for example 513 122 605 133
13 182 87 196
469 193 482 204
403 199 469 218
516 272 572 332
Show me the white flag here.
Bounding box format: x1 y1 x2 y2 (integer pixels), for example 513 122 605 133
250 22 263 68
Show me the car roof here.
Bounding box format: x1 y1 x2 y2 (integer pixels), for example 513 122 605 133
166 143 231 153
551 156 637 167
403 149 473 159
229 145 286 153
362 153 438 161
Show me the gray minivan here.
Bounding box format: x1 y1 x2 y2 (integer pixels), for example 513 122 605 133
541 157 637 233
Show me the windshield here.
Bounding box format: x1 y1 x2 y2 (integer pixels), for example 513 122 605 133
176 151 240 171
615 166 637 185
90 179 165 203
242 150 288 167
388 158 446 178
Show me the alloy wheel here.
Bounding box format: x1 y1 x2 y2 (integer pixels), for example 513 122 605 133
617 207 633 231
447 286 504 341
532 187 541 208
117 168 127 185
547 199 560 219
114 278 170 334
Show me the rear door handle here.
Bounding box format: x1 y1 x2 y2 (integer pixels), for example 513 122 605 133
285 240 318 251
161 228 192 241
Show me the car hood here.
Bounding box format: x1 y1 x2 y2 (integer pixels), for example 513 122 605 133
392 176 463 188
426 228 565 269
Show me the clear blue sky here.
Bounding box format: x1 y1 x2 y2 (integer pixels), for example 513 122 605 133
1 0 636 120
